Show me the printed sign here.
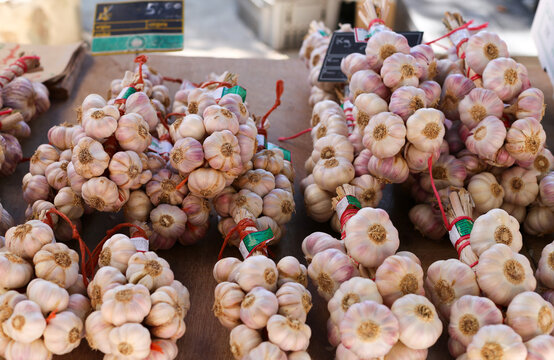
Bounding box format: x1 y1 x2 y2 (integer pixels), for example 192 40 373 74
92 0 184 55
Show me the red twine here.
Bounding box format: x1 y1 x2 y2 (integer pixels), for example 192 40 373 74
175 176 188 191
367 18 385 29
134 55 148 85
45 310 57 324
425 20 488 46
151 342 164 354
217 218 257 260
278 127 312 142
260 80 284 130
0 108 13 116
162 76 182 83
340 208 359 240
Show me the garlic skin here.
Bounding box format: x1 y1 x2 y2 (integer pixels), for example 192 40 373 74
483 57 528 101
66 293 91 320
301 232 344 263
240 286 278 330
108 323 152 360
466 324 527 360
213 257 242 283
2 300 46 343
83 105 120 140
313 157 355 192
262 188 295 225
464 116 506 159
501 166 539 207
459 88 504 130
213 281 245 329
308 248 359 301
506 117 546 162
98 234 137 273
245 341 287 360
340 300 399 358
236 255 278 292
375 254 425 307
146 169 188 206
344 207 400 269
0 252 33 289
30 144 60 176
71 137 109 179
525 335 554 360
448 295 503 347
4 339 51 360
389 86 427 121
229 324 262 359
470 208 522 256
367 154 409 183
349 70 389 101
328 277 382 326
87 266 127 310
126 251 174 291
406 108 445 153
85 310 114 353
381 53 423 90
188 168 226 199
391 294 442 350
43 310 83 355
81 176 120 212
425 259 480 320
476 244 536 306
467 173 504 213
304 184 334 222
267 314 311 352
5 220 54 259
276 256 307 287
408 204 446 241
276 282 311 322
363 112 406 158
353 93 388 133
145 286 187 339
33 242 79 289
506 291 554 341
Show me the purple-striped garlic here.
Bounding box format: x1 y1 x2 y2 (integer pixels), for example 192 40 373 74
465 31 509 74
483 57 528 101
459 88 504 130
381 53 423 90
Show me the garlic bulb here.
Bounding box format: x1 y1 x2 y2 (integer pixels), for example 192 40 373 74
389 86 427 121
81 176 120 212
108 323 152 359
381 53 422 90
365 30 410 70
420 154 467 191
30 144 59 176
213 281 245 328
464 116 506 159
328 277 382 326
308 249 358 300
391 294 442 350
22 173 50 205
145 285 187 339
466 324 527 360
108 151 143 190
43 310 83 354
181 193 210 226
351 175 383 208
539 172 554 207
87 266 127 310
506 117 546 162
0 252 33 289
483 57 527 101
375 254 425 307
353 149 371 176
476 244 536 306
459 88 504 130
170 114 206 142
419 80 441 108
511 87 546 122
71 136 109 178
213 257 242 283
425 259 480 320
262 189 294 225
253 149 285 175
66 293 91 320
340 300 399 358
54 187 85 219
188 168 226 198
85 310 114 353
536 241 554 288
524 204 554 236
276 282 311 322
115 113 152 153
385 341 428 360
301 232 344 263
2 300 46 343
501 202 527 224
408 204 446 241
449 295 503 348
312 157 355 192
312 134 354 163
98 234 137 272
45 160 69 190
203 130 242 171
406 108 445 153
150 204 187 242
467 173 504 213
411 44 437 80
203 105 239 134
344 207 400 268
146 169 188 206
304 184 334 222
126 91 158 130
83 105 120 140
230 189 263 219
349 70 389 101
4 339 51 360
126 251 174 291
5 220 54 259
353 93 388 133
440 74 476 120
33 242 79 289
229 324 262 359
274 174 292 193
275 256 306 287
245 341 287 360
470 209 522 256
367 153 409 183
341 53 372 80
525 334 554 360
363 112 406 158
236 169 276 197
236 255 278 292
506 291 554 341
240 286 278 329
101 283 151 326
67 161 86 194
465 31 509 74
501 166 539 207
26 278 69 315
267 314 311 352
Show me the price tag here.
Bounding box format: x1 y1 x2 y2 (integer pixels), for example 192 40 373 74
92 1 184 55
318 31 424 82
239 228 274 259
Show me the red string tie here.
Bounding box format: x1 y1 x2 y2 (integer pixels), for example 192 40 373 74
367 18 385 29
217 218 257 260
278 127 311 142
260 80 284 130
134 55 148 85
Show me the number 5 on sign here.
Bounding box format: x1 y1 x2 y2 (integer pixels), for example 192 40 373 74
92 0 184 55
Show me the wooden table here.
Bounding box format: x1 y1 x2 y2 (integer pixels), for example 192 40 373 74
0 54 552 359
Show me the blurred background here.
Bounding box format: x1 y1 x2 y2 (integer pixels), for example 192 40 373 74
0 0 540 58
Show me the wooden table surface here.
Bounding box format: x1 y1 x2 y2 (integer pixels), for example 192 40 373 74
0 54 552 360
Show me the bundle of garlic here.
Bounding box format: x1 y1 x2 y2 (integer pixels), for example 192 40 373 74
85 223 190 359
212 255 313 359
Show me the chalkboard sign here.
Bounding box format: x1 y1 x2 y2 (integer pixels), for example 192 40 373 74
92 1 184 55
318 31 424 82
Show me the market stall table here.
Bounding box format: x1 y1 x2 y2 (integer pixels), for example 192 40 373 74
0 53 552 359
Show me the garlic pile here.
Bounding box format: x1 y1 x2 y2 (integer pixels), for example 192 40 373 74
0 55 51 177
212 255 313 359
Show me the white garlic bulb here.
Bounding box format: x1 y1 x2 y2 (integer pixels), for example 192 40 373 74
33 242 79 289
406 108 445 153
87 266 127 310
108 322 152 359
276 282 312 322
391 294 442 350
307 248 358 300
506 291 554 341
43 310 83 355
449 295 503 347
245 341 287 360
26 278 70 315
375 254 425 307
276 256 307 287
213 281 245 329
501 166 539 207
213 257 242 283
0 252 33 290
328 277 382 326
385 341 428 360
466 324 527 360
362 112 406 158
301 232 344 263
126 251 174 291
262 188 295 225
525 334 554 360
236 255 278 292
101 283 151 326
85 310 113 353
536 241 554 288
5 220 54 259
66 293 91 320
2 300 46 343
240 286 278 329
98 234 137 273
229 324 262 359
4 339 52 360
145 285 187 340
470 209 522 256
267 314 311 352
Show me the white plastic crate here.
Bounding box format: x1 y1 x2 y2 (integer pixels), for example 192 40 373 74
236 0 341 50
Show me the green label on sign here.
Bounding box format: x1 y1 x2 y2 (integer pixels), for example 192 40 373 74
267 142 291 161
242 228 274 254
455 219 473 237
120 86 137 99
222 86 247 102
346 195 361 209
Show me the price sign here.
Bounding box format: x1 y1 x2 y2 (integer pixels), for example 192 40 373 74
318 30 423 82
92 0 184 55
